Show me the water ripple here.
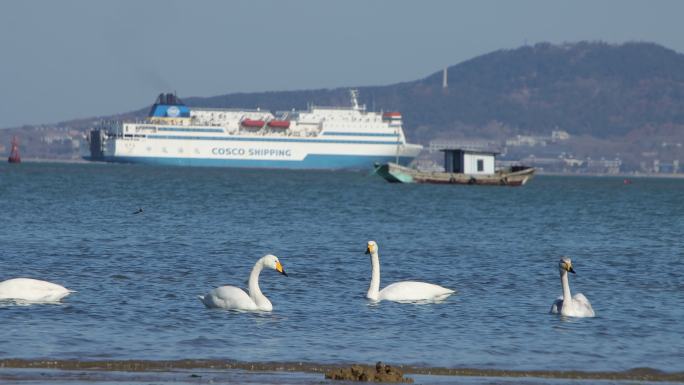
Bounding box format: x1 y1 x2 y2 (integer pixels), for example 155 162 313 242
0 164 682 372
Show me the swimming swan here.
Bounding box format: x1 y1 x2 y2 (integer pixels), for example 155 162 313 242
550 257 595 318
0 278 73 303
199 254 287 311
365 241 454 302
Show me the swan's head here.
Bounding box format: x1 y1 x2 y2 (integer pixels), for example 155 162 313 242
365 241 378 255
263 254 288 276
559 257 576 274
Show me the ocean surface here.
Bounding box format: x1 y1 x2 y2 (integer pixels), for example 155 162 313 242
0 162 682 373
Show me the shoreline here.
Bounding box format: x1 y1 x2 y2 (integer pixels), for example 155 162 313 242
5 159 684 179
1 359 682 382
537 171 684 179
4 157 90 164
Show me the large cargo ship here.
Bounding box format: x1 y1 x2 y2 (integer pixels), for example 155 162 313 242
87 90 422 169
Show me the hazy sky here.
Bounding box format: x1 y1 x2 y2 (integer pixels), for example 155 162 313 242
0 0 682 128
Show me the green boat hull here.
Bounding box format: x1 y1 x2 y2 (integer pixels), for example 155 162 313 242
375 162 535 186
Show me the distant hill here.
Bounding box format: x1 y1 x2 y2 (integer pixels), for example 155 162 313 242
180 41 684 144
3 41 683 170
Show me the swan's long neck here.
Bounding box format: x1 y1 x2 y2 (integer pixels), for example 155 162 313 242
248 258 269 307
367 251 381 300
560 270 572 307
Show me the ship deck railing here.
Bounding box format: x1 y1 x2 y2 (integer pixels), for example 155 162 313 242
106 127 322 139
192 107 272 113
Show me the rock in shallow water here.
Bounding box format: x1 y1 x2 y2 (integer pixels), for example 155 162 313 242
324 361 413 383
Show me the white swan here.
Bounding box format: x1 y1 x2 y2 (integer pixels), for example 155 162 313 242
199 254 287 311
550 257 595 318
365 241 454 302
0 278 73 303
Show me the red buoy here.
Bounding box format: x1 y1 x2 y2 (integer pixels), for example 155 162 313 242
8 136 20 163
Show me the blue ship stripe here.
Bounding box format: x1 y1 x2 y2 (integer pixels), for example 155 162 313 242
146 135 400 145
101 154 413 170
322 131 398 137
157 127 224 133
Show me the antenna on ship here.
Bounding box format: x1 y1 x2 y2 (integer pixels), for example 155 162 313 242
349 89 365 111
350 89 360 110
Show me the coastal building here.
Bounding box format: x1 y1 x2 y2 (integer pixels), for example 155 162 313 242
551 130 570 141
585 158 621 174
505 130 570 147
518 155 622 174
518 155 563 171
657 160 680 174
506 135 546 147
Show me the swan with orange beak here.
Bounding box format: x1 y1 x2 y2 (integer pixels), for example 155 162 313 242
199 254 288 311
550 257 595 317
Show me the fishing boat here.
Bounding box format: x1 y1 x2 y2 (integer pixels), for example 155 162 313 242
375 147 535 186
7 136 21 164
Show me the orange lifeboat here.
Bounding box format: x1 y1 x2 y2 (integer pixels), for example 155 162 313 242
267 120 290 129
241 119 265 128
382 112 402 120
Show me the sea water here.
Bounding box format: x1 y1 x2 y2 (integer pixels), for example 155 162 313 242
0 163 682 372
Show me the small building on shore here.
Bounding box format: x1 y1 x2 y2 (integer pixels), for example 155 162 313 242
442 148 498 174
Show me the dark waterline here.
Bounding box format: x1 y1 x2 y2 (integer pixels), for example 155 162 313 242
1 359 683 384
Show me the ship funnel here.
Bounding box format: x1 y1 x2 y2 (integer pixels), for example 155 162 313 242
149 92 189 118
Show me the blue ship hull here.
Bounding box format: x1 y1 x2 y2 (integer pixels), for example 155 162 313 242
97 154 414 170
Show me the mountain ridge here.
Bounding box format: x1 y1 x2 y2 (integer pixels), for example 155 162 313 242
174 41 684 144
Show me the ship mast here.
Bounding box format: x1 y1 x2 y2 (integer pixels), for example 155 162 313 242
349 89 365 111
350 89 359 110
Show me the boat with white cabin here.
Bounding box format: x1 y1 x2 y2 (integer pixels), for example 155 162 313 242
375 147 535 186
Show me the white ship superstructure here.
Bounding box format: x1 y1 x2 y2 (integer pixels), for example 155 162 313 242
88 90 422 169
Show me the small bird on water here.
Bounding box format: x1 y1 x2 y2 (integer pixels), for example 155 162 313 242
133 208 144 214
